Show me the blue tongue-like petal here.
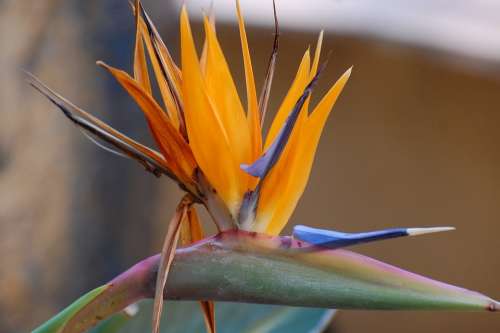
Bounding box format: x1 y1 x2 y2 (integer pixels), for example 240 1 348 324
293 225 455 249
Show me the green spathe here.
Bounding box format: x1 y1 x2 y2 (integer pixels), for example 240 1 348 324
32 231 499 333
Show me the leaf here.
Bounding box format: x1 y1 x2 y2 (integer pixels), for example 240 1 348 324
32 285 109 333
89 304 139 333
113 300 334 333
31 230 499 333
262 67 352 235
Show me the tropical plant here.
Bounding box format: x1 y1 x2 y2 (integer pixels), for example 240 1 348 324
28 1 498 332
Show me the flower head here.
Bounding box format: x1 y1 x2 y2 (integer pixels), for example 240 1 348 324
28 0 350 235
102 1 350 236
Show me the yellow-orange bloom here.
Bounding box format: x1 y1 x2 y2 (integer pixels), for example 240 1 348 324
91 1 350 235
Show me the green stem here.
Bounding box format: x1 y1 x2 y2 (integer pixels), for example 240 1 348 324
41 231 498 333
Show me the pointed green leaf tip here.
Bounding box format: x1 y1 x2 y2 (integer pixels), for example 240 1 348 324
32 285 109 333
89 304 139 333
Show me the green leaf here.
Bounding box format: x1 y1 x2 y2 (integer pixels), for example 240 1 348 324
116 300 334 333
32 285 109 333
88 305 138 333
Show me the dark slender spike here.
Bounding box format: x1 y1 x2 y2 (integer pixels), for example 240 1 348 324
258 0 279 126
138 3 188 141
25 72 174 178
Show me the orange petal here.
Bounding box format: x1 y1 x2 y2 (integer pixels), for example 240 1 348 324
137 3 182 90
253 101 309 232
265 68 352 235
199 301 216 333
180 205 204 245
180 7 241 214
236 0 262 162
133 1 152 94
200 5 215 73
137 11 180 129
152 196 191 333
310 30 324 79
202 16 252 178
251 51 310 230
264 49 311 149
98 62 196 184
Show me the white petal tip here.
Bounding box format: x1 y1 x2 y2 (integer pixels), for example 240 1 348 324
124 303 140 317
407 226 456 236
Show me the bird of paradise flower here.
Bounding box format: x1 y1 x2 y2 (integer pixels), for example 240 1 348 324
27 1 498 333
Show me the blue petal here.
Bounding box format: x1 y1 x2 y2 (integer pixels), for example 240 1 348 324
238 66 326 227
240 95 306 178
240 68 324 179
293 225 410 249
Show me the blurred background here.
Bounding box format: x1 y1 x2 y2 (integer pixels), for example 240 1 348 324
1 0 499 332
